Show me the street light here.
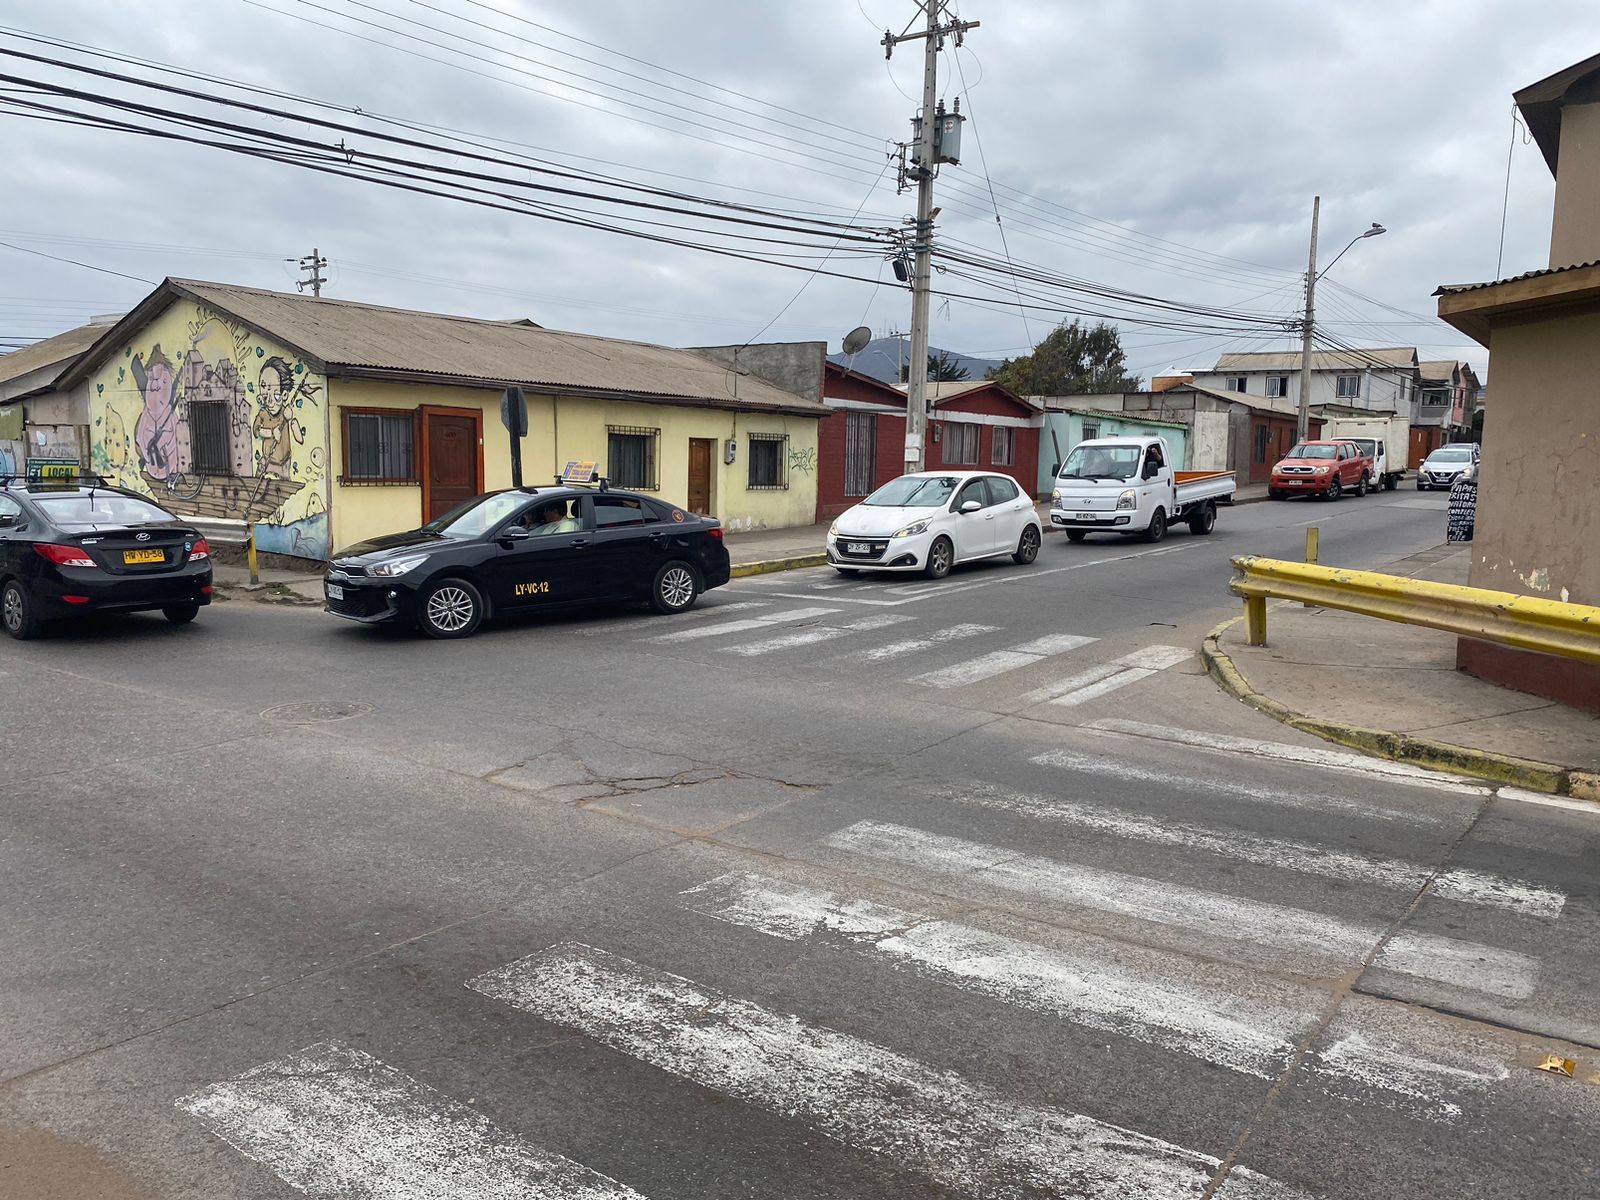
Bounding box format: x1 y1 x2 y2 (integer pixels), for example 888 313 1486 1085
1296 199 1387 441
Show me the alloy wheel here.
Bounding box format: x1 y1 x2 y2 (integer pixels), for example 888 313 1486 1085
2 587 20 632
661 566 695 608
426 586 475 632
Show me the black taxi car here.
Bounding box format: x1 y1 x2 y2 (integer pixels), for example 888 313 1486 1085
0 475 213 639
323 484 731 638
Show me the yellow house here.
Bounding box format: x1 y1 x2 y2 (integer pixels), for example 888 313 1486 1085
56 279 828 559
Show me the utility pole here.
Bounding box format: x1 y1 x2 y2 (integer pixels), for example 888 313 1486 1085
1296 198 1320 443
297 248 328 299
884 3 977 472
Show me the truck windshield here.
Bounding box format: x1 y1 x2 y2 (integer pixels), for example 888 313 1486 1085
863 476 959 507
1286 443 1338 459
1059 443 1141 480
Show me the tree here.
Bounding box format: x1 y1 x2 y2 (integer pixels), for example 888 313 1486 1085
987 320 1141 396
927 350 971 382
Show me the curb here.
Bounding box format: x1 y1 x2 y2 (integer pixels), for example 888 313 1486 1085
1201 616 1600 799
730 553 828 579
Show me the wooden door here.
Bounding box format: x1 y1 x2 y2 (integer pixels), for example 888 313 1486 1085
422 407 482 522
1409 426 1434 469
687 437 714 515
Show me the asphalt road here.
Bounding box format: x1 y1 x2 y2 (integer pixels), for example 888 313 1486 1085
3 488 1598 1200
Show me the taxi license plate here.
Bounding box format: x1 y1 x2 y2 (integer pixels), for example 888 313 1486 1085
846 542 872 554
123 548 164 564
326 584 345 600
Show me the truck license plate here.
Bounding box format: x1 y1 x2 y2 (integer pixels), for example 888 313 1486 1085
1075 513 1095 521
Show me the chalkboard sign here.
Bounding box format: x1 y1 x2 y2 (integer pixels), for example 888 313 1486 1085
1447 479 1477 542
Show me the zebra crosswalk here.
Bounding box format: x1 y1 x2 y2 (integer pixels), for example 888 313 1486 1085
175 700 1591 1197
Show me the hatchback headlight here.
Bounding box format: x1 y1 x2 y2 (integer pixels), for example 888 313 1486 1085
1116 489 1136 511
369 553 429 577
892 519 931 538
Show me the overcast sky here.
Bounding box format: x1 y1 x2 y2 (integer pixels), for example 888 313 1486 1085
5 0 1596 383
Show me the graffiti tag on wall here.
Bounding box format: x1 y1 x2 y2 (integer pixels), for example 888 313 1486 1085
90 301 330 559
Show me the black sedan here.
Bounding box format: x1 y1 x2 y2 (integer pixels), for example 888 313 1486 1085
0 478 213 639
323 486 731 638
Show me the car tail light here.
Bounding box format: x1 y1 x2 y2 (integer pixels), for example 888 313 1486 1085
201 585 213 595
188 537 211 561
62 595 91 605
34 543 95 568
707 527 724 540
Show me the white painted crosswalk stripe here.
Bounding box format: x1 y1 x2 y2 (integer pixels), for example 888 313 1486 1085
910 632 1097 688
681 871 1303 1080
721 612 913 656
469 942 1312 1200
1032 747 1456 827
1027 645 1194 706
578 601 770 636
858 622 999 662
178 1041 646 1200
680 872 1514 1119
955 786 1565 917
825 821 1540 998
647 606 838 643
1088 719 1491 794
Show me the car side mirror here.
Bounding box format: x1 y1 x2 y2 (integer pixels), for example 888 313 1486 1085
959 499 982 514
1142 463 1160 480
0 514 13 528
497 525 531 545
1050 462 1060 476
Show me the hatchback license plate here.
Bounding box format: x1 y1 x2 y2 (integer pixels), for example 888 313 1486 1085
326 584 344 600
123 548 164 564
846 542 872 554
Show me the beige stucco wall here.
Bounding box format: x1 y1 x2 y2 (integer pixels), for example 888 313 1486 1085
328 378 819 552
1469 308 1600 605
1551 98 1600 268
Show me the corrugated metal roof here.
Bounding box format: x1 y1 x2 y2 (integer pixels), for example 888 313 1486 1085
0 321 114 388
1417 360 1461 380
895 379 1039 411
68 280 826 416
1212 347 1418 371
1180 382 1301 417
1434 260 1600 295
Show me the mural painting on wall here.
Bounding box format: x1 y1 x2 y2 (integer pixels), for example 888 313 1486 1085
90 302 330 558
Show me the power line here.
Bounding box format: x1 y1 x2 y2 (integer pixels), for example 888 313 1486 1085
0 238 153 284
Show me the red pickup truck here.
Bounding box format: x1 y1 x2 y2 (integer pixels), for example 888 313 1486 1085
1268 440 1375 501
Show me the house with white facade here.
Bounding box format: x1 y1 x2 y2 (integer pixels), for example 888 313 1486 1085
1188 347 1420 417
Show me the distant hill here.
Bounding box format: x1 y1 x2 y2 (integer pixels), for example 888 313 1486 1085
828 337 1001 386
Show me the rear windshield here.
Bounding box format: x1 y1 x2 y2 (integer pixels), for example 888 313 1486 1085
1286 443 1337 459
34 493 175 528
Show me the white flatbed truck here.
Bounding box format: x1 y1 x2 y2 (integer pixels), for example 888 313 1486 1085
1049 435 1236 543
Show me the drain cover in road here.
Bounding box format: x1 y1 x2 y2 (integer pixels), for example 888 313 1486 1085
261 701 375 724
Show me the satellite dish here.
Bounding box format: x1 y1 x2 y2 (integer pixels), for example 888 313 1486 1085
841 325 872 356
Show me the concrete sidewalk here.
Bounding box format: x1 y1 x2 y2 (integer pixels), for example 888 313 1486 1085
1204 543 1600 798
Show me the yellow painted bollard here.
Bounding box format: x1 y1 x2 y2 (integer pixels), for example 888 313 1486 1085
1303 526 1319 608
1245 594 1268 646
247 522 260 586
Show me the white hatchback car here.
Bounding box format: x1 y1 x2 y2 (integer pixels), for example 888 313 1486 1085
826 471 1043 578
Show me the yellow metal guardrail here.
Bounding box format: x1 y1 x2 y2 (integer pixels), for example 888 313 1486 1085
1229 555 1600 664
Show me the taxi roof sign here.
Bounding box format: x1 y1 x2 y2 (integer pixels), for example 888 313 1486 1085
559 460 601 485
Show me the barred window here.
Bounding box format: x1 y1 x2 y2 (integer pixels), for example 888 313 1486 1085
747 433 787 489
943 422 979 465
608 425 658 490
991 426 1015 466
189 401 234 476
343 409 416 482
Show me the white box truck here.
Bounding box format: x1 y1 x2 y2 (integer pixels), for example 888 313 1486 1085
1324 415 1409 491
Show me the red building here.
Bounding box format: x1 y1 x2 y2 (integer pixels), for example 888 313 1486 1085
815 368 1042 522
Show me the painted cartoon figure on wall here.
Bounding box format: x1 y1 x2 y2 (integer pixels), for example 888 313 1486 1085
253 356 311 479
130 345 180 480
88 300 332 560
